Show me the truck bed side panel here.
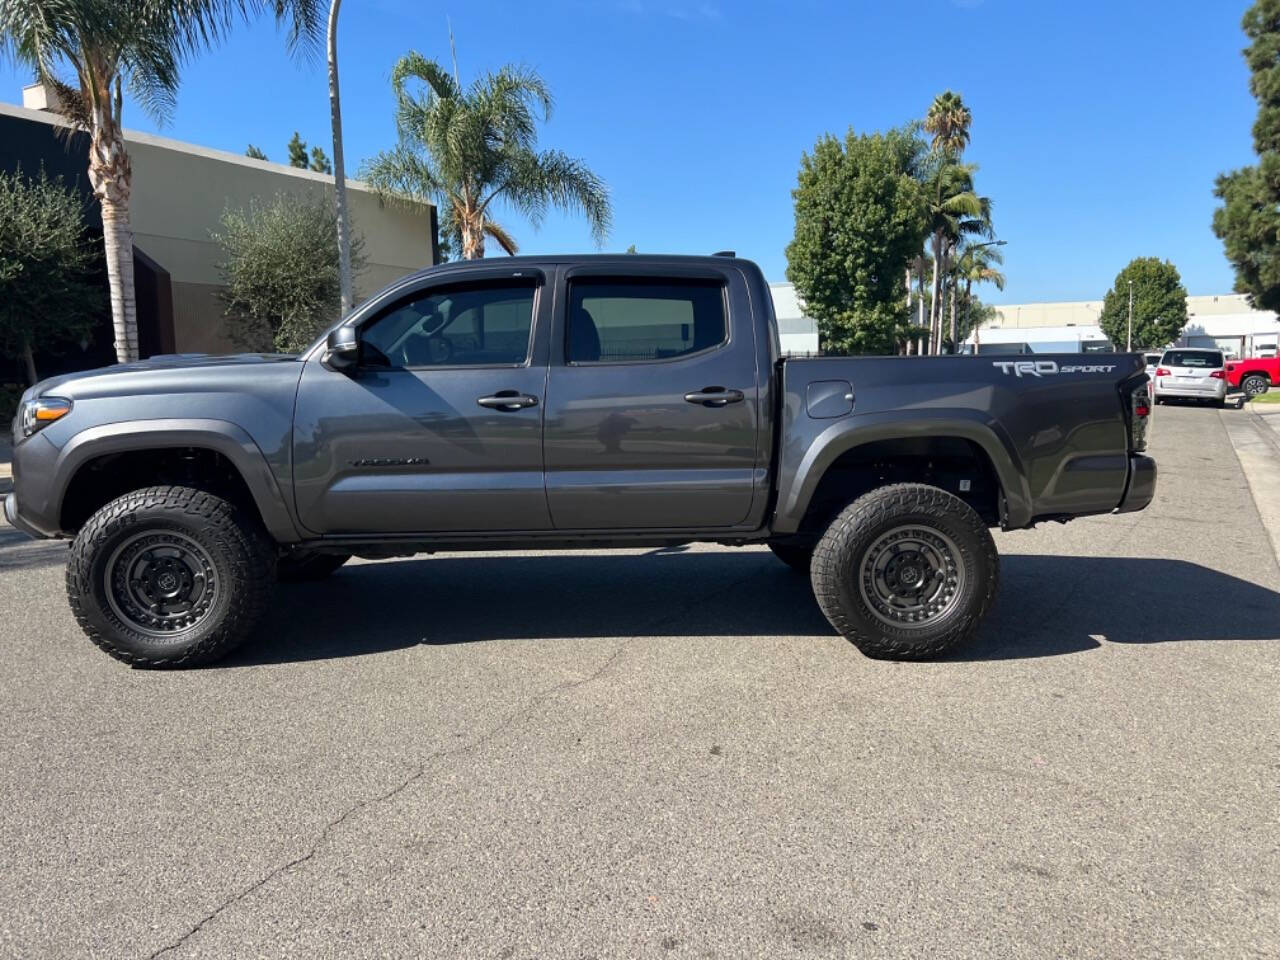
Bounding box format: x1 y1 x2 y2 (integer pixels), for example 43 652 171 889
773 354 1144 531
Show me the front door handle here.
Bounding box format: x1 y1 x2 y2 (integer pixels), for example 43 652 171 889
684 387 744 407
477 391 539 411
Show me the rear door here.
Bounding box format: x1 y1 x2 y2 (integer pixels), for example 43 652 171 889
292 269 552 534
542 266 760 529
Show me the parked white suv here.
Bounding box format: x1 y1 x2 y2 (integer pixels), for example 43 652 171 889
1152 349 1228 406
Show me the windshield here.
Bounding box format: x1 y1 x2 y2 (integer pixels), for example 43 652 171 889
1161 350 1223 368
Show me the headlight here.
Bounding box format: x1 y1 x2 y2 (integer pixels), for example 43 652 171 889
19 397 72 438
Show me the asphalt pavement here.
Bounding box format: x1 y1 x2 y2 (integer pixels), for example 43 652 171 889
0 403 1277 959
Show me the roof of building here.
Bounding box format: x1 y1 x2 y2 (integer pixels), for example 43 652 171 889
0 100 426 203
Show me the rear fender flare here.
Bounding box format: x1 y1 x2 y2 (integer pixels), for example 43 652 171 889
771 410 1031 533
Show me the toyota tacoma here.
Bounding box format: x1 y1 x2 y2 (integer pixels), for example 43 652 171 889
6 254 1156 666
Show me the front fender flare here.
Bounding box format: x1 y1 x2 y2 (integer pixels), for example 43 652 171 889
771 410 1032 533
53 419 300 542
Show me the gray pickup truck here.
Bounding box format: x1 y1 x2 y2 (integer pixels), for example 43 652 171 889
6 254 1155 667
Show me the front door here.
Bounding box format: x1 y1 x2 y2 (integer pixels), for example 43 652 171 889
543 272 759 529
293 275 552 535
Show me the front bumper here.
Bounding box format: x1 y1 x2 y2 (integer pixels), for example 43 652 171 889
1153 378 1227 400
4 492 46 539
1116 454 1157 514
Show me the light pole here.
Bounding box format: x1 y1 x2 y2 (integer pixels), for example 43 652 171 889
1127 280 1134 352
328 0 354 315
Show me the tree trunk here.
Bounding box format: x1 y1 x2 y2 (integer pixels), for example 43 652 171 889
21 337 37 385
929 235 942 355
328 0 354 314
948 273 958 352
904 266 913 355
461 212 485 259
965 277 973 352
917 268 926 355
87 104 138 363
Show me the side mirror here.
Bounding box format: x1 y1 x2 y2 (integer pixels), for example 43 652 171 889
325 326 359 372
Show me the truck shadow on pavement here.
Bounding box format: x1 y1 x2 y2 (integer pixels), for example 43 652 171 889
223 551 1280 667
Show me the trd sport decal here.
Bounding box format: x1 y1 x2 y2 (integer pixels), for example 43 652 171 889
992 361 1118 378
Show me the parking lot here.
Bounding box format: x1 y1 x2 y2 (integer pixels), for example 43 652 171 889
1 402 1278 959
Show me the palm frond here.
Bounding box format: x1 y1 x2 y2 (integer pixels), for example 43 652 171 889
482 217 519 255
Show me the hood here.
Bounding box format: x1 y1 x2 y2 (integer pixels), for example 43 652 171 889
30 353 298 397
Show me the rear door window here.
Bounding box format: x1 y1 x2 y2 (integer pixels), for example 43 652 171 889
565 278 727 363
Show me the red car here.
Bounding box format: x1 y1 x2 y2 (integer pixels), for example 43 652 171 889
1224 357 1279 398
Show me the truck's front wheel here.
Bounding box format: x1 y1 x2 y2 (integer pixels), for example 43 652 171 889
810 483 998 660
66 486 274 667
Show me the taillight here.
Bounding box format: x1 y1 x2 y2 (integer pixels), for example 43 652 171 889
1155 367 1171 377
1128 383 1150 452
1209 370 1225 380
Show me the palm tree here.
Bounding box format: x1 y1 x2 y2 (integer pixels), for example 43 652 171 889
0 0 321 363
922 158 990 353
957 242 1006 349
363 52 611 260
924 90 972 156
326 0 353 314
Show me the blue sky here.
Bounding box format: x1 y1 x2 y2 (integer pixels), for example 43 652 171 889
0 0 1260 302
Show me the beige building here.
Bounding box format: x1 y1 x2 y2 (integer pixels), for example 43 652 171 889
1 96 436 360
990 294 1258 329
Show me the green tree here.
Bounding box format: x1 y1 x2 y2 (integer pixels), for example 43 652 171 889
287 131 309 168
213 193 366 353
0 168 103 384
1098 258 1188 351
309 145 332 174
786 126 929 355
362 51 611 259
0 0 322 364
1213 0 1280 310
245 144 269 161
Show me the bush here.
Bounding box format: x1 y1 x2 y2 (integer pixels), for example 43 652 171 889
0 167 103 383
213 193 365 353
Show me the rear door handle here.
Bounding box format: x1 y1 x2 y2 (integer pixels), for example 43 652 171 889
683 387 744 407
477 391 539 411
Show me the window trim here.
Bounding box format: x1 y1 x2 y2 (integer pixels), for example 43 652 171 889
356 277 542 372
563 275 731 367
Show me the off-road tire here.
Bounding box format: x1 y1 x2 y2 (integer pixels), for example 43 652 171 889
810 483 999 661
66 486 274 667
1242 374 1269 398
277 551 350 583
768 542 813 574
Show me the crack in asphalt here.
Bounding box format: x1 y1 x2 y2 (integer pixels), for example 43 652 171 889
146 554 776 959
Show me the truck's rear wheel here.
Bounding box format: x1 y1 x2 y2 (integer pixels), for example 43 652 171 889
1242 374 1270 398
277 550 350 582
810 483 998 660
767 541 813 573
66 486 274 667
